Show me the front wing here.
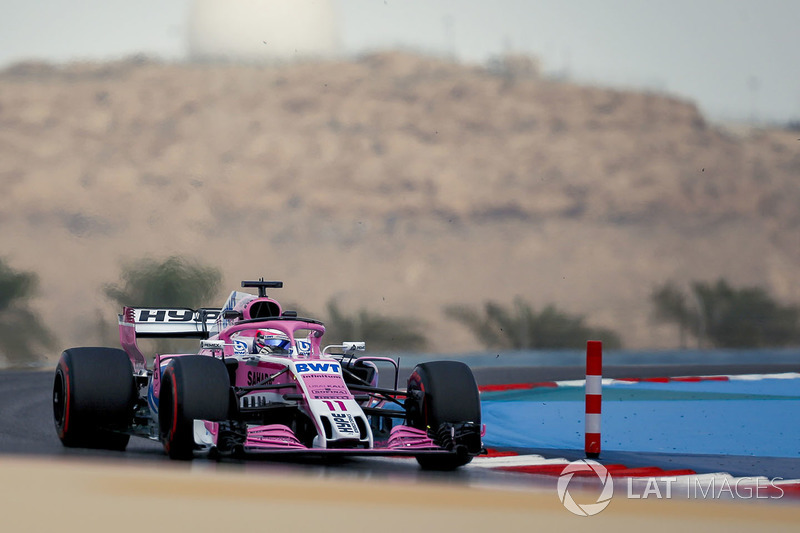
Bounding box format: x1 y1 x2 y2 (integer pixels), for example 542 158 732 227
197 422 478 458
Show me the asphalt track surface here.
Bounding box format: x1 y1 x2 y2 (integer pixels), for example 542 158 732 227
3 365 800 532
0 368 542 488
2 364 799 479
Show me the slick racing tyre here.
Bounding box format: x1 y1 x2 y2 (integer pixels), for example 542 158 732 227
53 347 136 450
406 361 482 470
159 355 230 460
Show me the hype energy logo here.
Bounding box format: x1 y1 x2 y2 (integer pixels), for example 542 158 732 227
557 460 614 516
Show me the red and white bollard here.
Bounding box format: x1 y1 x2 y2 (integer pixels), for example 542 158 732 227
585 340 602 458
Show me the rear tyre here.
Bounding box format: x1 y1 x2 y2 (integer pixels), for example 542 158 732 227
53 347 135 450
406 361 482 470
159 356 230 460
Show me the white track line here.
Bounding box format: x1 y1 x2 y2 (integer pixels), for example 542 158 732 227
470 454 569 468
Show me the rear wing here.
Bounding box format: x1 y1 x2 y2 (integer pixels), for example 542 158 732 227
118 306 221 372
119 307 221 338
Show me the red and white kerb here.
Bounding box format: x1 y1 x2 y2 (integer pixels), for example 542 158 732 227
585 340 602 458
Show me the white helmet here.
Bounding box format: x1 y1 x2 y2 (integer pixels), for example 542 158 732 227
253 329 292 355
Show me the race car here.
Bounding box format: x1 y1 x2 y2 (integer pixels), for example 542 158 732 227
53 280 484 469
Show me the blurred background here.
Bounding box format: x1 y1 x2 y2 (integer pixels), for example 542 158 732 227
1 0 799 365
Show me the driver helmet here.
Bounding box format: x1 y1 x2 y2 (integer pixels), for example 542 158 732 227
253 328 292 355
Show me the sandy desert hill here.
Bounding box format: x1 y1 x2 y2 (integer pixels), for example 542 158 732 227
1 52 798 358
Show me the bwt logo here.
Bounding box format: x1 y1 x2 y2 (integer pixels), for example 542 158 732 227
295 363 340 374
557 460 614 516
234 340 248 355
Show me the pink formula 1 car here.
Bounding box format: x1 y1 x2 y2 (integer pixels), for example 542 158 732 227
53 280 483 469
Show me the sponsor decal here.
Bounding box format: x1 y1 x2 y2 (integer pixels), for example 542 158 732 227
307 383 351 400
331 413 356 434
296 340 311 355
247 370 270 386
301 371 351 400
295 362 340 374
308 387 352 400
136 309 220 322
234 339 248 355
137 309 192 322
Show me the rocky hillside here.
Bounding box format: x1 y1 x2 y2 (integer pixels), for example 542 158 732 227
1 52 798 357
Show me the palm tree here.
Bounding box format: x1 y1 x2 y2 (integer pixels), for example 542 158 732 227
444 297 621 350
104 255 221 308
104 256 222 353
322 300 427 352
650 279 800 348
0 259 55 364
650 281 695 348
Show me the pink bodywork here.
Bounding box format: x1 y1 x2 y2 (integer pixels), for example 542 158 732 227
231 423 307 449
387 426 439 449
120 299 445 453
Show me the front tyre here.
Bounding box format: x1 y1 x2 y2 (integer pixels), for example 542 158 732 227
53 347 135 450
159 356 230 460
406 361 482 470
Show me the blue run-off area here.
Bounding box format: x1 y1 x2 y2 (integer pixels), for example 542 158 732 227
481 378 800 458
